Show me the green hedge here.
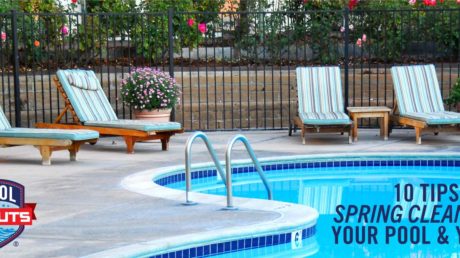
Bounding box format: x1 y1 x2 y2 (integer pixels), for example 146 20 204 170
232 0 460 63
0 0 458 66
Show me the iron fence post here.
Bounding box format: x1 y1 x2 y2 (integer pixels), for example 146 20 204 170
343 7 350 112
11 10 21 127
168 8 175 122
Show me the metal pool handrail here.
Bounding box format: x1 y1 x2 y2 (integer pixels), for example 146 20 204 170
184 131 227 205
225 134 272 209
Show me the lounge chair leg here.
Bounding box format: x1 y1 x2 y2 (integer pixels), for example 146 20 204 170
39 146 52 166
161 137 170 151
415 127 422 145
301 127 306 145
68 149 77 161
348 129 352 144
388 122 393 135
68 142 82 161
352 117 358 142
383 113 389 140
348 126 353 144
123 136 135 154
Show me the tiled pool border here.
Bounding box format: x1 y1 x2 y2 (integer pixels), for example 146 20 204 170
155 158 460 187
150 226 315 258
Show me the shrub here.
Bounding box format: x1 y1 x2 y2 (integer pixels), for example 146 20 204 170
14 0 67 65
231 0 460 64
132 0 225 61
2 0 225 65
445 78 460 107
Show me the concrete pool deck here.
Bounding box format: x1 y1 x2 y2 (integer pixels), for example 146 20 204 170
1 129 460 257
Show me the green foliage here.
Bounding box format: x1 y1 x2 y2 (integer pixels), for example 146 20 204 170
352 0 460 61
0 1 18 13
2 0 458 66
231 0 460 64
445 78 460 107
232 0 344 63
236 0 273 11
121 67 180 110
18 0 64 13
0 0 225 65
133 0 195 60
87 0 137 13
128 0 225 60
12 0 67 65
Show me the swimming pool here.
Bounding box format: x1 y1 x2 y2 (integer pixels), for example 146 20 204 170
154 155 460 257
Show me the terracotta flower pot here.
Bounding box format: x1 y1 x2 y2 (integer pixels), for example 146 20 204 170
133 109 171 122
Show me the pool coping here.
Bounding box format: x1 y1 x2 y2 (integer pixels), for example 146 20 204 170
85 152 460 258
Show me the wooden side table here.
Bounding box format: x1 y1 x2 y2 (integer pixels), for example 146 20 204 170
346 106 392 142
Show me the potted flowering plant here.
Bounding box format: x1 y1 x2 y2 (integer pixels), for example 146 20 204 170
121 67 180 122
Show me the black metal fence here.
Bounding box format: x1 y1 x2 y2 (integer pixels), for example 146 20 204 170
0 8 459 130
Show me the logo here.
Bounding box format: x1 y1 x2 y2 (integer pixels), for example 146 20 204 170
0 180 36 248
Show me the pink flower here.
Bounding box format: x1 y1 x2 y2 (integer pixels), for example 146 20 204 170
303 0 308 4
457 0 460 3
60 25 69 36
340 26 345 33
198 23 207 34
423 0 436 6
187 18 194 27
356 38 362 47
361 34 367 42
1 32 5 41
408 0 416 5
348 0 359 10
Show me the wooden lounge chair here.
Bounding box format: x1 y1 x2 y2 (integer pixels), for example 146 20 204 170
391 64 460 144
289 66 352 144
0 107 98 165
36 69 183 154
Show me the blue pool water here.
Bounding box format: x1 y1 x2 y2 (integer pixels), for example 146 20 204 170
164 161 460 257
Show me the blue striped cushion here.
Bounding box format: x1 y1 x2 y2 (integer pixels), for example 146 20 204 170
57 69 118 122
391 64 445 115
296 66 350 125
300 112 351 125
84 120 182 131
404 111 460 125
0 106 11 130
0 128 99 141
65 71 99 90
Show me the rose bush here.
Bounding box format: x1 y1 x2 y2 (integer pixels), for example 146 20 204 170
232 0 460 63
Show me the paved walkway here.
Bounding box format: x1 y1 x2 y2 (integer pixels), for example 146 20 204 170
0 129 459 257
